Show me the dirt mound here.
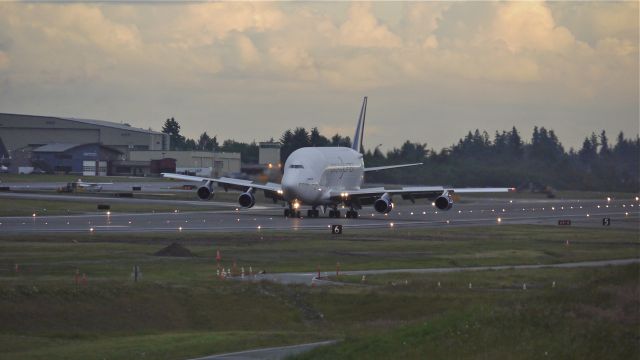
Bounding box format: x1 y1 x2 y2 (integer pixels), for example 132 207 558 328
154 242 193 257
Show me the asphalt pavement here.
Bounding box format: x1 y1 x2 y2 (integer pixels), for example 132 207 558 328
239 258 640 286
188 340 338 360
0 193 637 234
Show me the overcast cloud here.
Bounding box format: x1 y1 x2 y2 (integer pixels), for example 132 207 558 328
0 1 637 151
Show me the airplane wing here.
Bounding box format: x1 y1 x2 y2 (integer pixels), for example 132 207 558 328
364 163 423 172
330 186 514 205
161 173 284 201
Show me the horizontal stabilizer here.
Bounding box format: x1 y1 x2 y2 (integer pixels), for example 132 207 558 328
364 163 423 172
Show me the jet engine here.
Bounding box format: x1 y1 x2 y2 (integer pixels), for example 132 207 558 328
435 193 453 211
238 191 256 208
374 193 393 213
196 182 214 200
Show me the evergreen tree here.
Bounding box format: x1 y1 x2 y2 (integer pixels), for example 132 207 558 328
309 127 330 147
161 117 185 150
279 129 295 164
578 135 597 164
197 132 212 151
291 127 311 149
599 130 610 157
183 138 197 151
508 126 523 158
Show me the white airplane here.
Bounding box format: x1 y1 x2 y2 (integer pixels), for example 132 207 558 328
73 179 113 192
163 97 513 218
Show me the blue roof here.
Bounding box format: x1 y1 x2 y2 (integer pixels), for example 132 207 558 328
32 143 122 154
32 143 82 152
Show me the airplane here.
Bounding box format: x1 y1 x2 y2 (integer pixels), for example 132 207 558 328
71 179 113 192
162 97 513 218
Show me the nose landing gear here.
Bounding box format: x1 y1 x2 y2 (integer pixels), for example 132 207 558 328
346 210 359 219
284 207 301 218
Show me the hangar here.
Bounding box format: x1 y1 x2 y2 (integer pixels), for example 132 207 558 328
31 143 123 175
0 112 241 177
0 113 169 156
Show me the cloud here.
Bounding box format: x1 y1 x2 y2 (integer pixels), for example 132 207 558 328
170 2 284 48
338 3 402 48
488 2 576 53
0 51 8 69
235 34 261 68
0 2 635 150
551 2 638 45
6 3 141 52
403 2 450 48
268 45 318 80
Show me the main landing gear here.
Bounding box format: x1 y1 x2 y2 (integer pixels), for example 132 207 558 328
307 208 320 218
284 205 358 219
327 209 358 218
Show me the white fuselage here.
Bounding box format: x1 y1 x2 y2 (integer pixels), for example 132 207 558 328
281 147 364 205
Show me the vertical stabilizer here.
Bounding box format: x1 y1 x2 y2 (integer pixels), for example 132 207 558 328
352 97 367 153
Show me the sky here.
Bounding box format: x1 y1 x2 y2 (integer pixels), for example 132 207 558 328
0 1 637 151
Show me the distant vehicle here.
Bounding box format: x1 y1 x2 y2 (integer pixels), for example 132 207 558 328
164 97 513 218
0 165 8 173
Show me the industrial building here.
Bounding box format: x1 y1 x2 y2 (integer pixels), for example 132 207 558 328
258 141 281 167
0 112 242 177
31 143 123 175
0 113 169 156
128 150 241 177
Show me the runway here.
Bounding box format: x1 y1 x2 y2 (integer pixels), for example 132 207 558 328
0 195 637 234
0 180 192 192
0 191 253 208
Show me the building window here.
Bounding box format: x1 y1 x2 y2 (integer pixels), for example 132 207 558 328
46 120 55 125
121 133 131 137
55 154 72 159
214 161 224 169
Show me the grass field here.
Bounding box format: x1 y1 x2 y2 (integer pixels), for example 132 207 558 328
0 225 638 359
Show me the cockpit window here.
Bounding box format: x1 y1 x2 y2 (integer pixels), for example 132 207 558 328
289 164 304 169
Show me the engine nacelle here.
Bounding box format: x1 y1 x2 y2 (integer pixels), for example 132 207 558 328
197 184 214 200
374 193 393 213
238 191 256 208
435 194 453 211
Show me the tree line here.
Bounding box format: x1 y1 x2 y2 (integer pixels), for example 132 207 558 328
161 117 258 163
161 117 639 192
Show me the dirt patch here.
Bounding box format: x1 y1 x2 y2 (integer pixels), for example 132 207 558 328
154 242 194 257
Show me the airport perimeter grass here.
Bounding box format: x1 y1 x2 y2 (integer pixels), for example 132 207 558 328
0 225 638 359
